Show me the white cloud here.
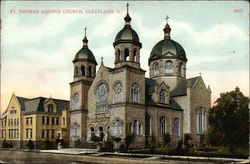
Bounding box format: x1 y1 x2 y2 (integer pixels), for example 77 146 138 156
2 13 83 45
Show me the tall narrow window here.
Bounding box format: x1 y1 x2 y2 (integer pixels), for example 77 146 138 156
124 48 129 61
173 118 179 136
114 82 122 103
90 127 95 140
160 116 166 135
138 123 142 135
42 116 45 124
48 104 53 112
145 114 151 135
63 117 66 126
133 49 136 62
56 117 59 125
160 90 167 104
88 66 92 77
81 66 85 76
42 130 45 138
30 129 32 138
196 108 207 133
165 61 173 75
46 130 50 138
111 120 123 135
153 62 159 75
26 129 29 138
47 117 50 125
52 130 55 138
117 49 121 62
98 127 104 141
132 83 139 103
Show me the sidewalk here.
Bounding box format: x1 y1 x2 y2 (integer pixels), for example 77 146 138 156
39 148 247 163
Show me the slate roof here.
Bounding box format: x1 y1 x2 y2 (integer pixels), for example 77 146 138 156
145 78 182 111
23 97 69 114
16 96 30 111
170 76 200 97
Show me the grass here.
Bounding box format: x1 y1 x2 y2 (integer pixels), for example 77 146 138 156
130 146 249 159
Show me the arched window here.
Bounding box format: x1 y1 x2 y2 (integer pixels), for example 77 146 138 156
131 83 139 103
98 127 104 141
165 61 173 75
129 122 133 133
196 108 207 133
160 116 166 135
133 49 136 62
81 66 85 76
48 104 53 112
90 127 95 140
160 90 167 104
75 66 78 76
153 62 159 76
133 120 138 134
138 123 142 135
96 83 108 113
117 49 121 62
124 48 129 61
114 82 122 103
111 120 123 135
88 66 92 77
145 114 151 135
179 63 185 77
173 118 179 136
96 83 108 103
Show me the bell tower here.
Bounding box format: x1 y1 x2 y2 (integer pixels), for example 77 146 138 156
69 28 97 147
113 3 142 69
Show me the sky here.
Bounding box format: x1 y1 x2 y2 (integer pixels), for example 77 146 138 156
0 1 249 114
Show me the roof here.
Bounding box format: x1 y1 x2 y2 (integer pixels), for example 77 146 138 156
171 77 200 97
23 97 69 114
145 78 182 111
149 39 186 61
16 96 29 111
74 47 97 64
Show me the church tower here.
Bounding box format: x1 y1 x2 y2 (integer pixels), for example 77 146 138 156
113 3 142 69
148 16 188 91
70 28 97 147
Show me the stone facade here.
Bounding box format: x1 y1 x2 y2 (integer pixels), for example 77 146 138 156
69 11 211 149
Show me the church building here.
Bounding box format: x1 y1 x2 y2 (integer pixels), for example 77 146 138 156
69 6 211 149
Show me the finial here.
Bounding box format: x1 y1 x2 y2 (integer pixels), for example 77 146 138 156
50 95 52 99
82 27 88 47
163 15 171 39
124 3 131 25
199 72 201 76
84 27 87 37
126 3 129 14
101 56 103 65
165 15 170 24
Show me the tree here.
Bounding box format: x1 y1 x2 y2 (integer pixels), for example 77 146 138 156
208 87 249 149
163 132 171 147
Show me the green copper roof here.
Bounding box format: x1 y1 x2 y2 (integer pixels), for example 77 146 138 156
150 39 186 59
74 47 97 64
114 26 140 43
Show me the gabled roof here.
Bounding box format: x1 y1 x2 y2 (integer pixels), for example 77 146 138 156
23 97 69 114
145 78 182 111
170 76 200 97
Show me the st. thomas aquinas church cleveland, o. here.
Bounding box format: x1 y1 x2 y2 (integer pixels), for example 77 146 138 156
69 7 211 149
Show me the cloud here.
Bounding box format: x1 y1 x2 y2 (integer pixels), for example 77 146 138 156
2 13 83 45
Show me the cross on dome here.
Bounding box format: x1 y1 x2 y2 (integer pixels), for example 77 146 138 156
165 15 170 24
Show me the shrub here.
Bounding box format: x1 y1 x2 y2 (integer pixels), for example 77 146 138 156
125 133 135 151
175 140 187 155
184 134 192 148
163 132 171 147
8 142 13 148
26 139 35 149
101 133 114 152
2 139 9 148
44 140 53 149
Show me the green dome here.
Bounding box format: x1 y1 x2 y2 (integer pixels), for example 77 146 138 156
74 47 97 64
149 39 186 60
114 26 141 47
